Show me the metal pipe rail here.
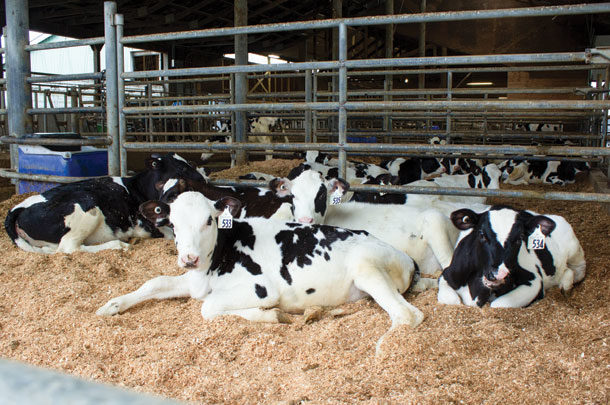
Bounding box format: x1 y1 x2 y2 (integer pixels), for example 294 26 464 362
0 136 111 147
123 52 589 79
25 37 105 52
120 3 610 44
27 73 104 83
122 141 610 157
0 169 105 183
210 179 610 203
122 100 610 115
27 107 104 114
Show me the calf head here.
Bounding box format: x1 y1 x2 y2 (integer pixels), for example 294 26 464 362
450 206 556 289
269 165 349 224
143 153 205 200
140 192 241 269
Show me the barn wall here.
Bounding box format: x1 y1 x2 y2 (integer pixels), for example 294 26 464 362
507 70 588 100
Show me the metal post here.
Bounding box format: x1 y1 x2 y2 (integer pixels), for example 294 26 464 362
312 70 318 143
338 23 347 179
91 45 102 108
104 1 120 176
418 0 426 92
331 0 342 134
304 69 312 143
234 0 248 165
603 65 609 180
116 13 127 176
5 0 33 183
384 0 394 143
446 70 452 143
69 88 78 132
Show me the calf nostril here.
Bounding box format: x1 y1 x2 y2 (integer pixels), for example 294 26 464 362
298 217 313 224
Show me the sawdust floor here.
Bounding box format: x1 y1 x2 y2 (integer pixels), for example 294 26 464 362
0 159 608 404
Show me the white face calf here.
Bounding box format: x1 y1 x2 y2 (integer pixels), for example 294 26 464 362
270 167 349 224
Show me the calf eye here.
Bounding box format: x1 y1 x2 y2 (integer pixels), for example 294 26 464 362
207 216 213 226
154 206 162 214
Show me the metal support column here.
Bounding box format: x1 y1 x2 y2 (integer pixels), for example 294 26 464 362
91 44 102 108
312 71 318 143
331 0 342 134
234 0 248 165
338 23 347 179
116 13 127 176
304 69 312 143
69 88 78 132
418 0 426 92
5 0 33 182
104 1 120 176
384 0 394 142
446 71 452 143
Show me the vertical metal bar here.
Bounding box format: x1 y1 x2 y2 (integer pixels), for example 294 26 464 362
384 0 394 143
234 0 248 165
116 13 127 176
312 70 318 143
304 69 312 143
91 45 102 107
43 91 47 132
70 88 78 132
603 66 609 179
104 1 119 176
446 70 452 143
418 0 426 92
338 23 347 179
331 0 342 134
146 84 152 142
6 0 33 185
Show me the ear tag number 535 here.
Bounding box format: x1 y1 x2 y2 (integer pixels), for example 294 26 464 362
218 207 233 229
331 189 342 205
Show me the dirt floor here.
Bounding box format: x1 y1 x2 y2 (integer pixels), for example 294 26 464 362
0 159 608 404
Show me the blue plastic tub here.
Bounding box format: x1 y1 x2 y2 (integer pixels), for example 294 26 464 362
18 145 108 194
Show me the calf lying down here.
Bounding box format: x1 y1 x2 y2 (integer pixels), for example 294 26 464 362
98 192 433 350
438 206 586 308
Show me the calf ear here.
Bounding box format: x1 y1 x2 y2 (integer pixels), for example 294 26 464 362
451 209 479 230
214 196 242 218
528 215 556 236
139 201 170 226
328 178 350 196
269 178 292 197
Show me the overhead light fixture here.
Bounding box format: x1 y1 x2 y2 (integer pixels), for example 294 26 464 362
498 96 507 100
467 81 493 86
404 78 409 83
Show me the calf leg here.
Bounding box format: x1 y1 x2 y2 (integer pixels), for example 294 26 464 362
421 210 458 270
57 205 104 253
490 277 543 308
352 263 424 329
200 282 282 323
79 240 130 253
97 270 208 316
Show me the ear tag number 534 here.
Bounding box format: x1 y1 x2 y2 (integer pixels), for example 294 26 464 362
529 226 545 250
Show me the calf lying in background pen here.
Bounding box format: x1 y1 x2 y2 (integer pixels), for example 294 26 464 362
97 192 431 351
4 153 204 254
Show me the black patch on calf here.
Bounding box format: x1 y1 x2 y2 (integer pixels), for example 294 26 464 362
274 224 367 285
481 169 491 187
210 221 261 276
306 288 316 294
467 174 476 188
313 184 328 216
287 164 311 180
420 158 441 175
255 284 268 298
326 167 339 179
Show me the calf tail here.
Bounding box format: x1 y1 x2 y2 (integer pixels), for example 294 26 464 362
4 207 22 244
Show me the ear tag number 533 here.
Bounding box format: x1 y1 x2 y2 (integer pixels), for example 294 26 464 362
218 207 233 229
331 189 342 205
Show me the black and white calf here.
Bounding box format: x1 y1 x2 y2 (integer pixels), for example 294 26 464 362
380 157 446 184
499 159 589 186
238 172 276 182
97 192 427 348
5 153 204 254
272 166 477 276
438 206 586 308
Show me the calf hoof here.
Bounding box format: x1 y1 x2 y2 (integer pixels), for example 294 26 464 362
96 299 122 316
273 308 292 324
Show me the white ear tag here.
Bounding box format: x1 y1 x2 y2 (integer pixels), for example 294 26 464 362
218 207 233 229
529 226 546 250
330 189 342 205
